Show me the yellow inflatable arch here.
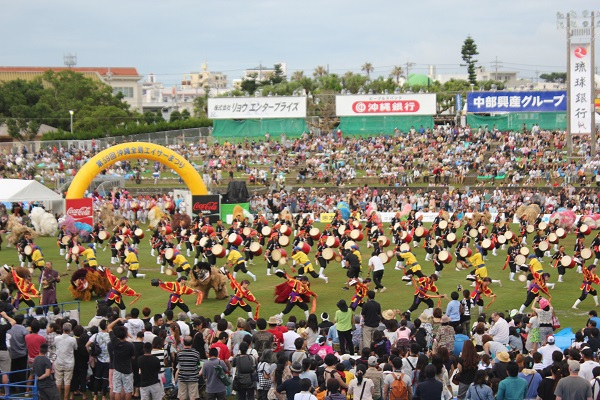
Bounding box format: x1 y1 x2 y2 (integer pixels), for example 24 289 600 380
66 142 208 199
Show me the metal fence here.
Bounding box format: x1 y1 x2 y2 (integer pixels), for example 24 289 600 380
0 127 213 155
2 369 38 400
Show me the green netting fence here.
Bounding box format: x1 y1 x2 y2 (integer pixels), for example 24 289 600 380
337 116 435 135
212 118 308 138
466 112 567 131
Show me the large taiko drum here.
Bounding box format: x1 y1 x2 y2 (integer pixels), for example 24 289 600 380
580 224 592 236
478 226 487 234
250 242 263 256
459 247 473 258
439 220 448 230
438 250 453 264
280 225 292 237
61 235 71 245
115 241 124 251
278 235 290 247
504 231 514 241
338 225 347 236
386 249 395 258
24 245 33 256
378 253 390 264
482 238 494 250
414 227 429 238
261 226 273 237
350 229 364 241
496 235 506 245
300 242 311 254
98 231 110 240
134 228 145 239
180 229 188 237
371 225 379 233
539 222 548 231
165 268 175 276
164 248 176 260
199 237 209 247
243 227 252 237
547 233 558 243
201 225 215 235
228 233 243 247
561 255 576 269
399 243 411 252
446 232 457 244
469 228 478 238
454 220 462 229
520 247 530 256
344 241 356 250
212 244 226 258
322 248 334 260
401 231 413 244
189 234 198 244
334 253 343 262
515 254 527 266
526 225 535 234
538 241 550 252
556 228 567 239
121 227 132 237
352 221 362 230
581 248 593 260
309 228 321 240
271 249 287 262
163 225 173 235
378 236 391 247
326 236 340 248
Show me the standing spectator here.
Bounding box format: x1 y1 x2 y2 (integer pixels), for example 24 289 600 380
253 318 274 358
554 360 592 400
210 332 232 370
456 340 479 400
538 336 561 368
8 313 28 390
518 356 543 400
415 364 442 400
496 362 527 400
257 350 277 400
71 325 90 400
112 324 136 400
138 342 163 400
201 347 230 400
465 370 494 400
361 291 382 350
126 308 145 339
233 341 257 400
537 364 563 400
294 379 317 400
33 344 59 400
445 292 461 328
348 364 375 400
335 299 354 355
176 336 202 400
54 322 77 400
364 356 383 400
87 320 111 400
382 357 412 400
276 362 303 400
0 311 12 374
578 348 599 381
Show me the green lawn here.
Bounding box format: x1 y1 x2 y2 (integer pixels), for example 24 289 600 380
0 223 593 332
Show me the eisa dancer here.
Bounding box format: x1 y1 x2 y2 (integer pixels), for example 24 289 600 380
100 266 141 318
274 269 317 319
151 276 201 318
219 267 260 320
572 264 600 309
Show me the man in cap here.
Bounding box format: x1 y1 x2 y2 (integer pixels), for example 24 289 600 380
537 335 561 368
276 362 303 400
554 360 592 400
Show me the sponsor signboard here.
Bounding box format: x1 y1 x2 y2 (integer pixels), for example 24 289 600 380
207 96 307 119
569 42 593 134
336 94 437 116
65 198 93 227
191 195 221 223
467 91 567 113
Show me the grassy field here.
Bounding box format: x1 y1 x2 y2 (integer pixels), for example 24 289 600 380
0 223 593 331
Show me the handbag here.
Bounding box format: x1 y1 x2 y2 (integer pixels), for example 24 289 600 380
267 387 278 400
552 314 560 330
451 368 461 386
215 364 232 386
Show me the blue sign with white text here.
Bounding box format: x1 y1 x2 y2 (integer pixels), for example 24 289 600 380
467 90 567 113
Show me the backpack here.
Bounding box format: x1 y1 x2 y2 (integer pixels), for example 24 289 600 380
389 372 409 400
89 335 102 358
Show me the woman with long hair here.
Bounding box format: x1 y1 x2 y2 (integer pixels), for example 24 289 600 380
273 352 291 390
466 370 494 400
536 364 562 400
256 350 277 400
335 299 354 355
348 364 375 400
304 314 320 347
432 354 452 399
413 354 430 398
457 340 479 400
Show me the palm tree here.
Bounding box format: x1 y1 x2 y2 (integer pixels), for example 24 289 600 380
390 66 404 84
361 62 374 78
313 66 327 78
291 71 305 81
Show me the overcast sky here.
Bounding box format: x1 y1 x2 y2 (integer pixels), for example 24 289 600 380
1 0 598 86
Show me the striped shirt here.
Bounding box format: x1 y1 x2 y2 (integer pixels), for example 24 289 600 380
151 349 166 374
177 348 201 382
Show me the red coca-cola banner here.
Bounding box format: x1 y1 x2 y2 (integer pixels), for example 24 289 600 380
65 198 94 227
191 195 220 223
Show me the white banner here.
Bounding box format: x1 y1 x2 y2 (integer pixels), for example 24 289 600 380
336 94 437 116
569 42 593 134
208 96 307 119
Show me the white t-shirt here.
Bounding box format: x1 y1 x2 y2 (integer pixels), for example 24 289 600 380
177 321 191 337
283 330 301 351
294 392 318 400
348 378 375 400
368 256 385 272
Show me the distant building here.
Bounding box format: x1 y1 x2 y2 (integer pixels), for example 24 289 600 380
0 66 143 112
242 63 287 81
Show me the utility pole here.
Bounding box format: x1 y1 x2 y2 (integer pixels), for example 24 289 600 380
490 56 503 81
406 61 416 80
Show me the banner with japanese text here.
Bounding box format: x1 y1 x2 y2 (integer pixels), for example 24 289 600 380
467 91 567 113
336 94 437 116
208 97 307 119
569 42 593 134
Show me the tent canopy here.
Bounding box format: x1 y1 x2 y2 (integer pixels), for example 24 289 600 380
0 180 62 202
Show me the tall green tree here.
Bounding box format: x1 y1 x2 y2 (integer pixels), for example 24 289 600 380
539 72 566 83
271 63 286 84
291 71 305 81
313 66 327 78
461 36 479 85
361 62 374 78
390 66 404 84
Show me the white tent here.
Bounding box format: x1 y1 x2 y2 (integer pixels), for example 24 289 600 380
0 179 64 213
